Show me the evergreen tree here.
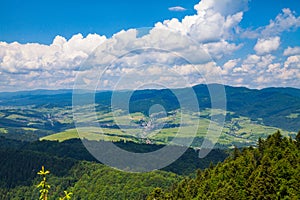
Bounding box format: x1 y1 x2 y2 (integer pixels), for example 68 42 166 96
296 130 300 148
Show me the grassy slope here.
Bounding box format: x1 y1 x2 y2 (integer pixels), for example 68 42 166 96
41 109 294 148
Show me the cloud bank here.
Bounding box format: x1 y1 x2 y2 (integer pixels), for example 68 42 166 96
0 0 300 91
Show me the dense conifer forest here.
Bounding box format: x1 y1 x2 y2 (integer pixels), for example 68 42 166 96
0 137 227 199
0 131 299 199
148 131 300 199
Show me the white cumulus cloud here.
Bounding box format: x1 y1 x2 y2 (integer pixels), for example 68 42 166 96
0 34 107 90
0 33 106 73
254 37 281 55
242 8 300 38
283 46 300 56
262 8 300 37
160 0 246 43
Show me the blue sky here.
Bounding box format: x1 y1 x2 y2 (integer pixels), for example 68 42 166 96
0 0 300 91
1 0 299 44
0 0 199 44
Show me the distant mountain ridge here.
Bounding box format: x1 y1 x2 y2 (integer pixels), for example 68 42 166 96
0 84 299 132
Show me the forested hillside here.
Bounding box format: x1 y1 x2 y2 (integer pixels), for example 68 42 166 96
1 131 299 199
0 137 227 199
148 131 300 199
1 161 182 200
